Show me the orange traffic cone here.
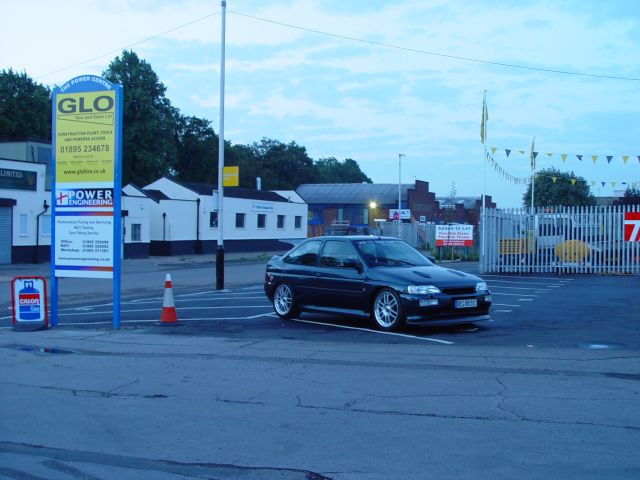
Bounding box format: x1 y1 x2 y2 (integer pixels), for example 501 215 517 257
159 273 178 324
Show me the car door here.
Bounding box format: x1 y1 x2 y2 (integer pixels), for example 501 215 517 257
314 240 367 312
279 239 322 307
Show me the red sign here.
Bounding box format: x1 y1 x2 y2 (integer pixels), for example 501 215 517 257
624 212 640 242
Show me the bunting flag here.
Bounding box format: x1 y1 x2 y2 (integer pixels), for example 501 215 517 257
485 151 639 189
482 146 639 166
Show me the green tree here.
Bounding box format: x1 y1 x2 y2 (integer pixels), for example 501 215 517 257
173 115 218 184
523 167 595 208
0 69 51 140
314 157 372 183
613 187 640 206
250 138 315 189
103 50 179 186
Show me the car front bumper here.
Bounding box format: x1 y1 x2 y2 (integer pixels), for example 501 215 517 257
399 293 492 326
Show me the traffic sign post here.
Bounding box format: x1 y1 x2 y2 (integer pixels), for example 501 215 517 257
11 277 48 331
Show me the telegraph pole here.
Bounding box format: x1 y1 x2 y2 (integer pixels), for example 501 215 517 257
216 0 226 290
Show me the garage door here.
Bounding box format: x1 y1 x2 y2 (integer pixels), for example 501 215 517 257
0 206 12 264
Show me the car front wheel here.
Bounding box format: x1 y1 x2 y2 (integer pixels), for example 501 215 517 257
371 288 405 331
273 283 299 319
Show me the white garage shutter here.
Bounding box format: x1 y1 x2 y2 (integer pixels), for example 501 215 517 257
0 207 12 264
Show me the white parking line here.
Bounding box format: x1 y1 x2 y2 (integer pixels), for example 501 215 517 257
492 303 520 307
491 292 538 297
482 274 574 281
291 318 454 344
124 296 267 305
494 309 512 313
57 305 273 317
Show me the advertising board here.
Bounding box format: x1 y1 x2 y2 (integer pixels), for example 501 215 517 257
436 224 474 247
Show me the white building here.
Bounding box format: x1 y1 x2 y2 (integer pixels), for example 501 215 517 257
141 177 308 254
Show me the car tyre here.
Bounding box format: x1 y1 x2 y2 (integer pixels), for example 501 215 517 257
273 283 299 319
371 288 405 331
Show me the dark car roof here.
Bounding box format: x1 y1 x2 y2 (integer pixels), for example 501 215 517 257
313 236 401 242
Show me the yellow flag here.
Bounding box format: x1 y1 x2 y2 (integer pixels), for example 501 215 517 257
490 147 497 155
622 155 629 164
571 178 576 185
561 153 567 162
552 176 557 183
591 155 598 163
611 181 616 188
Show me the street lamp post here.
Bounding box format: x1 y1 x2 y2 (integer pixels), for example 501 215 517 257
398 153 405 218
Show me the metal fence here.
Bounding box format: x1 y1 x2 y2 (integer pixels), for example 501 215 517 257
480 205 640 274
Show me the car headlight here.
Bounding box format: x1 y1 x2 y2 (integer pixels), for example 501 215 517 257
407 285 441 294
476 282 488 292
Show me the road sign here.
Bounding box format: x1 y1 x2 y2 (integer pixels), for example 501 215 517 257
11 277 48 331
624 212 640 242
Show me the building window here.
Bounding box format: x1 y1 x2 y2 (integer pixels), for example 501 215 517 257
257 213 266 229
41 215 51 236
295 215 302 229
131 224 142 242
277 215 285 229
209 211 218 228
235 213 245 228
19 214 27 236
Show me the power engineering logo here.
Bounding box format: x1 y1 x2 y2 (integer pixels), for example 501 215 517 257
56 188 113 207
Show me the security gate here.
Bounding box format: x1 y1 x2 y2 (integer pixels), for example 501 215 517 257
480 205 640 274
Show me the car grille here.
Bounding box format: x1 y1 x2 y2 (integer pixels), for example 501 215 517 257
441 287 476 295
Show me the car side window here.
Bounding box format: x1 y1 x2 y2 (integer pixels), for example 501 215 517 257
320 241 358 268
283 240 321 266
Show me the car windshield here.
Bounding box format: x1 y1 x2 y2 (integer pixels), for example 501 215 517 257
354 240 432 267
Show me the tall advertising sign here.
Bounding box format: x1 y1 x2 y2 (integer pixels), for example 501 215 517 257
51 76 123 328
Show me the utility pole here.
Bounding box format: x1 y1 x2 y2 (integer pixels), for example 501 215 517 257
216 0 226 290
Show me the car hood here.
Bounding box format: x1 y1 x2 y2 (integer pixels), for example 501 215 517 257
370 265 481 287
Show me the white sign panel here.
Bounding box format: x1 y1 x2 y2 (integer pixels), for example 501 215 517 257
436 224 474 247
54 214 114 278
389 209 411 220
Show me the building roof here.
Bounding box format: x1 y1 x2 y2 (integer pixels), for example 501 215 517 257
181 181 289 203
296 183 413 205
437 196 481 209
143 189 170 202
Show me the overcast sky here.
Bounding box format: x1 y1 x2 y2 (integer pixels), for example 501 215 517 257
3 0 639 207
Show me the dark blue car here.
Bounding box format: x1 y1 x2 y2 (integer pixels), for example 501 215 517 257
264 236 491 331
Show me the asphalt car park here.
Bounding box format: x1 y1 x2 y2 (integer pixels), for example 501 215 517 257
3 270 638 350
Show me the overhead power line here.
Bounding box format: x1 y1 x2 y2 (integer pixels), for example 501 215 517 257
35 12 220 80
34 8 639 83
230 10 640 82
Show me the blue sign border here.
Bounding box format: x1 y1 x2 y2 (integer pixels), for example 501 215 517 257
50 75 123 329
